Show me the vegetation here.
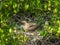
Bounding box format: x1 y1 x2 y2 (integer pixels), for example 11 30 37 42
0 0 60 45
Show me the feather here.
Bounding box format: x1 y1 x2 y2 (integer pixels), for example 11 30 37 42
21 21 40 32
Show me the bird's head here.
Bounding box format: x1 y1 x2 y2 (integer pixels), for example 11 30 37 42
21 21 27 25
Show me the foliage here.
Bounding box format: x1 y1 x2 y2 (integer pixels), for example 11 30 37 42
0 0 60 45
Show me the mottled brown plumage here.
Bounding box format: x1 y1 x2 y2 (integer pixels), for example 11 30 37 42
21 21 40 32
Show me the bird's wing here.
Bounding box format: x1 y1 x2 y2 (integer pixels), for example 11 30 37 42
28 23 37 27
27 24 40 31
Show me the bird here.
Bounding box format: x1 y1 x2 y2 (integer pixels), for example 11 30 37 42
21 20 40 32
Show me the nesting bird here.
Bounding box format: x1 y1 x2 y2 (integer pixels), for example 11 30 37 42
21 21 40 32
